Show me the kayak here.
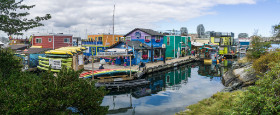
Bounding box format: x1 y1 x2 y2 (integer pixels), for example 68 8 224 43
45 50 73 55
79 69 139 79
38 56 72 62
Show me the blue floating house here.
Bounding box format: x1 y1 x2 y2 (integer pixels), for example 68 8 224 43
123 28 164 64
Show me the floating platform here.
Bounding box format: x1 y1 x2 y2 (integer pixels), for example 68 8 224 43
95 79 150 89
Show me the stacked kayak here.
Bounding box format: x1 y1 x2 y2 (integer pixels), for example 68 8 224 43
79 69 139 79
37 47 86 72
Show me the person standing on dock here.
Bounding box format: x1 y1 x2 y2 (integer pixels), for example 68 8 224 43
139 61 146 71
99 64 104 69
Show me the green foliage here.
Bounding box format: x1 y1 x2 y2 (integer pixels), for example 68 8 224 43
273 23 280 37
246 36 271 60
232 62 280 114
0 48 22 78
0 0 51 35
0 49 108 114
176 91 244 115
253 49 280 74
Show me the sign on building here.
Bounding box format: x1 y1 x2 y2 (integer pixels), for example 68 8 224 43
49 59 61 69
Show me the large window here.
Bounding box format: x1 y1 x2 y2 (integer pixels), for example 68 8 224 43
48 38 52 42
64 38 70 43
167 37 170 45
115 37 118 41
145 36 151 42
126 36 131 41
36 38 42 43
142 50 148 59
98 37 102 41
155 36 160 42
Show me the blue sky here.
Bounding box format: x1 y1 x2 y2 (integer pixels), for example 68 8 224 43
157 0 280 37
1 0 279 38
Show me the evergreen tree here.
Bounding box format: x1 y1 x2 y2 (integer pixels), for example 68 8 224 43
0 0 51 36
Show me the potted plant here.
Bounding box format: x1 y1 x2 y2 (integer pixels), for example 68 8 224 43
124 62 127 66
142 55 148 60
155 39 160 43
145 39 150 43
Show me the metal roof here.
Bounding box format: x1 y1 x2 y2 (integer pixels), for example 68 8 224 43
124 28 163 37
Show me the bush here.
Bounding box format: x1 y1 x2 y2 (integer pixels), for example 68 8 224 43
233 62 280 114
0 48 108 114
0 48 22 78
246 36 271 60
253 49 280 74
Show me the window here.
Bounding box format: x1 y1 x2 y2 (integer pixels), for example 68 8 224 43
36 38 42 43
98 37 102 41
95 37 97 41
142 50 148 60
126 36 131 41
48 38 52 42
155 36 160 42
145 36 151 42
167 75 170 83
115 37 118 41
167 37 170 45
64 38 70 43
154 49 161 58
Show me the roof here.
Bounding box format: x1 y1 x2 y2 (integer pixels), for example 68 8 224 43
21 48 51 54
124 28 163 37
126 41 151 50
33 33 73 36
8 44 29 50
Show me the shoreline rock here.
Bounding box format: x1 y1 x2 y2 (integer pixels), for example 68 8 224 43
221 62 257 92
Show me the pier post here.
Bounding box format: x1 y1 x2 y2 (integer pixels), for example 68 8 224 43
91 55 94 80
130 55 132 78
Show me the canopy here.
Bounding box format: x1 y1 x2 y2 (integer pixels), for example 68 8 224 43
106 48 132 52
191 42 203 47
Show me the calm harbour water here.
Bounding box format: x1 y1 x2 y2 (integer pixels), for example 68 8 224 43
101 62 230 115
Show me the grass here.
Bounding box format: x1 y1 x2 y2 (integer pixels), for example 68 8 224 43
176 91 244 115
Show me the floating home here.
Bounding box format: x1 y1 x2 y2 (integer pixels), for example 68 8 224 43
163 35 192 58
210 32 236 57
32 33 73 49
123 28 164 64
82 34 123 56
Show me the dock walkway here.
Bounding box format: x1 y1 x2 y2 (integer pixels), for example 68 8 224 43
84 55 196 72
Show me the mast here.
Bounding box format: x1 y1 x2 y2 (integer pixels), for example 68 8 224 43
113 4 115 43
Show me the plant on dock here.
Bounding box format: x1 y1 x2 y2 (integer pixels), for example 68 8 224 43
0 48 108 114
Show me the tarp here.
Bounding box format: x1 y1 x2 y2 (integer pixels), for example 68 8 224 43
191 42 203 47
106 48 132 52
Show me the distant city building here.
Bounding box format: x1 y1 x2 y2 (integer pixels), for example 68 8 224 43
197 24 205 38
205 31 214 38
238 33 249 38
180 27 188 36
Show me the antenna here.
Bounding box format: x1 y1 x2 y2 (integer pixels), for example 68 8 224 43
113 4 115 44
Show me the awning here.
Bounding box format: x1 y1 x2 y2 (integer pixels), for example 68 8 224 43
106 48 132 52
191 42 204 47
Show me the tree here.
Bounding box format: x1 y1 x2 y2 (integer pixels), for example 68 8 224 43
0 48 108 114
0 0 51 36
246 36 271 60
273 23 280 37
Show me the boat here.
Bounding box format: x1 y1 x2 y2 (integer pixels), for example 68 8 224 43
198 44 218 64
79 69 139 82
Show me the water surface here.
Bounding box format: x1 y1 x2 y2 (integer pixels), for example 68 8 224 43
101 62 226 115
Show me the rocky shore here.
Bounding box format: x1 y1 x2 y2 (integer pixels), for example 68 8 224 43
221 61 258 92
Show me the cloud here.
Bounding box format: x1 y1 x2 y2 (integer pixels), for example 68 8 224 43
17 0 256 38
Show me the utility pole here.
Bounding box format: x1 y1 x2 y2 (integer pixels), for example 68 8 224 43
113 4 115 45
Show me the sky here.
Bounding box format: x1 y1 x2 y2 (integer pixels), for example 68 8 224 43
1 0 280 38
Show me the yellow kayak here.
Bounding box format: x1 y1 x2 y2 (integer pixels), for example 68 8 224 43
38 56 72 62
45 50 73 55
